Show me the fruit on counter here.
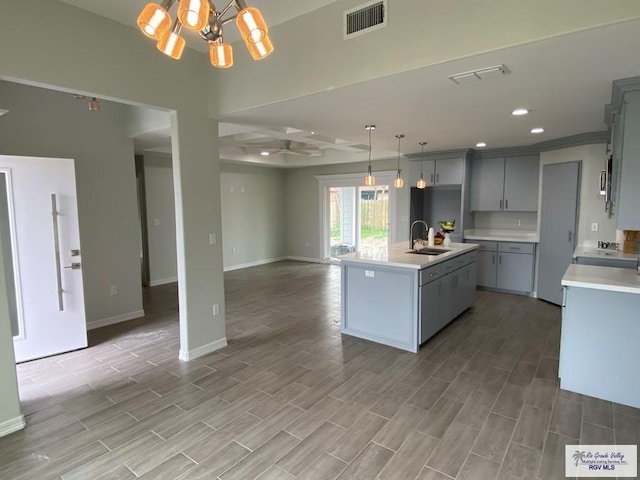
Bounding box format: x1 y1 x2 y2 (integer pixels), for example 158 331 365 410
435 231 445 239
439 220 455 232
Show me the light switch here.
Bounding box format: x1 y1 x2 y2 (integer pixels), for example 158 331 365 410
153 219 160 226
591 222 599 232
209 233 216 245
365 270 375 278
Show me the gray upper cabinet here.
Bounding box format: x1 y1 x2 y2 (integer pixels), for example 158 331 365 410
471 156 539 211
411 158 464 187
617 91 640 230
470 157 504 210
503 156 540 211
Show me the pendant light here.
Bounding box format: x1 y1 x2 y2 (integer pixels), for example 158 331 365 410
416 141 428 189
393 134 405 188
364 125 376 186
157 18 186 59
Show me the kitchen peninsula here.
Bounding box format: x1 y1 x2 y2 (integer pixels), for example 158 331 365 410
560 264 640 408
340 242 479 353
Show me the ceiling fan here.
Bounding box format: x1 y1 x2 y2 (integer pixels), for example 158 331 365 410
243 139 323 157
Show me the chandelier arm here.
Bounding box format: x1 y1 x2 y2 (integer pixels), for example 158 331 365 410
218 0 240 19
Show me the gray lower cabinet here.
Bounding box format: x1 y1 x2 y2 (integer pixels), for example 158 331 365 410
419 252 476 345
474 241 535 294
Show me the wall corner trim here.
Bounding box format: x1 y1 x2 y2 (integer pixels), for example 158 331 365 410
179 337 228 362
0 415 25 438
87 310 145 331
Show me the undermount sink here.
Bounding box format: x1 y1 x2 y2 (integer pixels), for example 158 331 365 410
407 247 452 256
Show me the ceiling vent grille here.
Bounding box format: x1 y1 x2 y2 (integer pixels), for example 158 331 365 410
344 0 387 39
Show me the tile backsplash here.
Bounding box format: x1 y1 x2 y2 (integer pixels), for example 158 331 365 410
473 212 538 231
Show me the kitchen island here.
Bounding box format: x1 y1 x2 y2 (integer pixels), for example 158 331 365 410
340 242 479 353
560 264 640 408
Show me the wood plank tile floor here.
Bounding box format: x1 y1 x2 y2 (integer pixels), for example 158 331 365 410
2 260 639 480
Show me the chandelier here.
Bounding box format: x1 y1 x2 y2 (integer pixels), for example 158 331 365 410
136 0 274 68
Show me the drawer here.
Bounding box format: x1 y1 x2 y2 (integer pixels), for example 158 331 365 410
420 265 442 285
498 242 534 254
471 240 498 252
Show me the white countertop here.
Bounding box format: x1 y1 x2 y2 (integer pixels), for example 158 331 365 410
463 229 539 243
562 264 640 295
573 246 639 263
339 242 479 270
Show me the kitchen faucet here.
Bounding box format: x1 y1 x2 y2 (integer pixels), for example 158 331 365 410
410 220 428 249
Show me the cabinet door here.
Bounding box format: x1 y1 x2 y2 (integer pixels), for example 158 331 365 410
434 158 463 185
476 251 497 288
422 160 436 185
438 272 454 330
617 93 640 230
503 156 540 211
461 262 477 310
420 280 440 344
497 252 533 292
470 157 505 211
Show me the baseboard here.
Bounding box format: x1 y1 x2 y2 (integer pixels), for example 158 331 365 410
0 415 25 437
179 337 228 362
286 256 325 264
148 276 178 287
87 310 145 330
223 257 286 272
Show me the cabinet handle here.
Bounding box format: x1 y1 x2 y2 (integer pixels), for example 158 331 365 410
499 199 503 209
499 254 502 265
505 199 509 210
492 254 495 264
430 174 434 184
568 231 573 242
436 173 439 184
561 286 567 307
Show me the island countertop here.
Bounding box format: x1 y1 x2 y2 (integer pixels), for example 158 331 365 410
561 264 640 295
573 246 639 263
339 242 479 270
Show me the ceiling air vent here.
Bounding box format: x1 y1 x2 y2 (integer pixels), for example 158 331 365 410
344 0 387 39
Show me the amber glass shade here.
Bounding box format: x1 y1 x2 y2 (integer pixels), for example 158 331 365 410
246 34 274 60
237 7 274 60
394 172 404 188
210 41 233 68
416 174 427 189
177 0 210 31
157 30 186 59
364 165 376 186
137 3 171 40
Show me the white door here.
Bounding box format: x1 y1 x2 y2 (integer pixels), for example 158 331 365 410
0 156 87 362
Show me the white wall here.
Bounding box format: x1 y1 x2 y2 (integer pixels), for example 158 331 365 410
0 81 143 326
221 163 287 270
144 153 178 286
538 144 615 246
285 159 410 260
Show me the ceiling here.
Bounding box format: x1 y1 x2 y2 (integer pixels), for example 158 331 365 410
57 1 640 167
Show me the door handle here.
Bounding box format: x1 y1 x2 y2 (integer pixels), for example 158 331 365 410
51 194 64 311
64 263 81 270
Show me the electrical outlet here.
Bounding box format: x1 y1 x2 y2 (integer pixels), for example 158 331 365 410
591 222 599 232
110 285 117 296
231 247 236 254
153 218 160 226
212 304 220 316
365 270 375 278
209 233 216 245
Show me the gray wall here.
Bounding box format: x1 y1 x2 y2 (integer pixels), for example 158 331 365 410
144 153 178 286
285 159 410 260
220 163 287 270
0 174 18 336
0 81 143 327
0 213 22 431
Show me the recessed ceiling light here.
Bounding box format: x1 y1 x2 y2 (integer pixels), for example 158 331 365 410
476 142 487 148
512 108 529 116
531 127 545 134
261 151 270 156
